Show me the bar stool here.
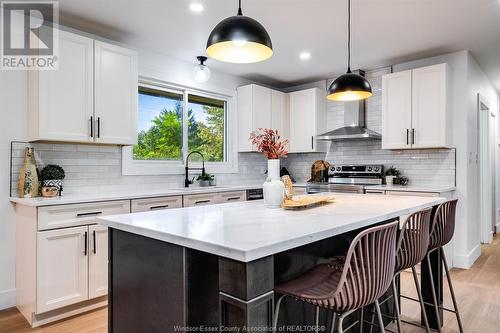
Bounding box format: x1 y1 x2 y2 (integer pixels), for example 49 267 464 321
423 199 463 333
273 221 399 333
371 208 433 333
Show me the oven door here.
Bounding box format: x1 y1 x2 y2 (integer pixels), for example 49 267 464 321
306 183 364 194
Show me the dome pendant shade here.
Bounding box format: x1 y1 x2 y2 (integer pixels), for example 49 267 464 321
327 71 373 101
206 12 272 63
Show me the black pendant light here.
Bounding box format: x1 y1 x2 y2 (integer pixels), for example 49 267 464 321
206 0 273 63
327 0 372 101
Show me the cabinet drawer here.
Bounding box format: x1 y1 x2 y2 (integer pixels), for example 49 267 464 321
183 193 218 207
38 200 130 231
131 196 183 212
385 191 439 197
218 191 246 203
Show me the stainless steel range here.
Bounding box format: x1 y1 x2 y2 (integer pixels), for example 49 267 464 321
306 164 383 194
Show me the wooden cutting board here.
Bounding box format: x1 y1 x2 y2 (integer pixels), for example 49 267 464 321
282 195 335 210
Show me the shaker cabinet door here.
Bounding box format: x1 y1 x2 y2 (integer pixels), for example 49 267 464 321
88 225 109 299
94 41 138 145
33 30 94 142
382 70 413 149
37 226 89 313
289 89 316 152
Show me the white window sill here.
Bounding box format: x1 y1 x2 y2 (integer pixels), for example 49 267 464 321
122 147 238 175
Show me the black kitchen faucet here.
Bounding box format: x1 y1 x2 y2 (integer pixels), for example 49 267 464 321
184 151 205 188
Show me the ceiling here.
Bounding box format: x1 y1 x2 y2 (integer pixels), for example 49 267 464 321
57 0 500 90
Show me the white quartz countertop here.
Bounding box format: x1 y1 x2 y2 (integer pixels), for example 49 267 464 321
9 184 263 207
365 184 456 193
97 193 445 262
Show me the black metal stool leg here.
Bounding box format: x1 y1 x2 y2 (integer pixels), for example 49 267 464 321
411 266 431 333
425 254 443 333
440 247 464 333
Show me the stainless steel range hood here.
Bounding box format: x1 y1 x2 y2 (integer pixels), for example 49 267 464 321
317 70 381 141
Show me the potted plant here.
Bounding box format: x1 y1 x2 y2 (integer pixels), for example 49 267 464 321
196 173 215 187
384 166 400 185
40 164 65 196
249 128 288 208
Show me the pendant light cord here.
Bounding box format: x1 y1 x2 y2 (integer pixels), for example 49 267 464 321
237 0 242 15
347 0 351 73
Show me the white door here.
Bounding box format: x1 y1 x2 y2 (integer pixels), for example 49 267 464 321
94 41 138 145
37 226 89 313
88 225 109 298
289 89 316 152
381 70 412 149
253 85 272 130
271 90 289 146
36 30 94 142
411 64 447 148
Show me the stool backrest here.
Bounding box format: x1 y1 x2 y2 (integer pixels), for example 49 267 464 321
395 208 432 273
333 220 398 311
429 199 458 251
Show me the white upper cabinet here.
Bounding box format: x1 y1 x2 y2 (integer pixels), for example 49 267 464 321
237 84 272 151
28 30 138 145
382 63 450 150
288 88 327 153
29 30 94 143
411 64 449 148
382 70 412 149
94 41 138 145
271 90 289 149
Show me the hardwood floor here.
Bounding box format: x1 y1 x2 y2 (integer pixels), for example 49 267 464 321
2 235 500 333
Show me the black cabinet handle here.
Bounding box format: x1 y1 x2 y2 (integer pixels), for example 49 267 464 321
76 211 102 217
311 136 314 150
412 128 415 145
226 197 241 201
83 231 88 256
150 205 169 210
195 200 210 204
97 117 101 138
92 230 96 254
90 116 94 138
406 129 409 145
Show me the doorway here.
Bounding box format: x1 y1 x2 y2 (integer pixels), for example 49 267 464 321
478 93 495 244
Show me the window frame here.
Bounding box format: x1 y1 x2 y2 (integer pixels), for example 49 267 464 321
122 79 238 175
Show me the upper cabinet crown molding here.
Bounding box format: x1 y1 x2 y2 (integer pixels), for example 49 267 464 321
28 29 138 145
382 63 451 150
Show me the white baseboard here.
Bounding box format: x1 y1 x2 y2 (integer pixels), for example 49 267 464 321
0 288 16 310
453 244 481 269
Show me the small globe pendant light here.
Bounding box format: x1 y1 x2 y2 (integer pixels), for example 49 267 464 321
193 56 211 82
206 0 273 63
327 0 372 101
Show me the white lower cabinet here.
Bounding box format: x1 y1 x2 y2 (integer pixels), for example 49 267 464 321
184 193 218 207
88 225 108 299
131 196 183 212
218 191 246 203
37 226 89 313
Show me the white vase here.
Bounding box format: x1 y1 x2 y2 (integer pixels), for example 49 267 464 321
263 159 284 209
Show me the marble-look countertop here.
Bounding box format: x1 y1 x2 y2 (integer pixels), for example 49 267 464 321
365 184 456 193
98 193 445 262
9 184 264 207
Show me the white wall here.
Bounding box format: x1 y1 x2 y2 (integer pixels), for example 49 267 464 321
394 50 499 268
0 25 257 310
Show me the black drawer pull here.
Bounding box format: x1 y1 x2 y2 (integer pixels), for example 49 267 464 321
76 211 102 217
195 200 210 204
83 231 88 256
92 230 96 254
226 197 241 201
150 205 169 210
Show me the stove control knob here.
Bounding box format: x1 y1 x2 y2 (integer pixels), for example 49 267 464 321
373 167 380 172
367 166 372 172
336 167 341 171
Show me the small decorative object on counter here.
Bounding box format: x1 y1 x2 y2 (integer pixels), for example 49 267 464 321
40 164 65 196
250 128 288 208
197 172 215 187
18 147 39 198
282 175 294 200
395 176 409 186
309 160 330 183
282 195 335 210
384 166 400 185
41 187 59 197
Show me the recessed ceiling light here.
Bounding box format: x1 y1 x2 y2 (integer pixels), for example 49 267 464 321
299 52 311 60
189 3 204 13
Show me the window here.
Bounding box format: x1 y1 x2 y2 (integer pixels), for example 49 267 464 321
122 81 237 175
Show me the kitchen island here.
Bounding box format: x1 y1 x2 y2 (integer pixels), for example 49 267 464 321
98 193 446 332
